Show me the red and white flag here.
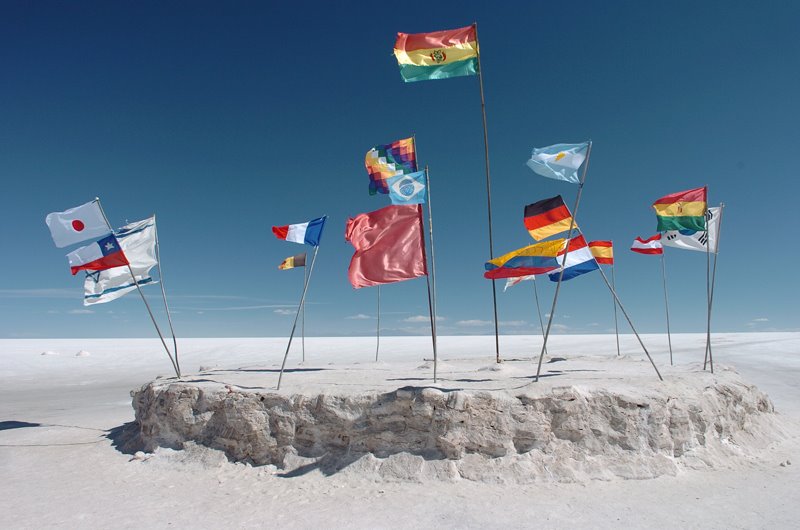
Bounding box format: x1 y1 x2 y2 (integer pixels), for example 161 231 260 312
67 234 129 275
630 234 664 255
45 200 110 248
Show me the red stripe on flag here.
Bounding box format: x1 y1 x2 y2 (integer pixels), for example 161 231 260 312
588 241 612 249
272 225 289 240
484 265 559 280
653 186 706 205
523 205 572 232
557 234 589 255
630 247 663 255
395 25 477 52
70 252 129 275
594 257 614 265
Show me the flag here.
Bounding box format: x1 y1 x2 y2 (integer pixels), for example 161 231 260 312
588 240 614 265
67 234 129 275
526 142 589 184
394 25 478 83
524 195 577 241
272 216 326 246
45 200 110 248
345 205 427 289
278 252 306 270
548 235 599 282
663 207 720 253
365 138 417 195
386 171 427 205
503 275 536 292
631 234 664 255
83 217 158 306
653 186 707 231
484 239 565 280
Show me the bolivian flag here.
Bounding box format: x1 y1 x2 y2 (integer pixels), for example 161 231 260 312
394 25 478 83
484 239 565 280
653 186 707 231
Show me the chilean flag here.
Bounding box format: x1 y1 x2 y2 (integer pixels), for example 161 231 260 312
272 216 326 247
67 234 130 275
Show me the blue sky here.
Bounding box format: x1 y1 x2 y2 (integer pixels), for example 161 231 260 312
1 1 798 338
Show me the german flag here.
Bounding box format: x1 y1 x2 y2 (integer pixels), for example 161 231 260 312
588 241 614 265
653 186 707 231
524 196 577 241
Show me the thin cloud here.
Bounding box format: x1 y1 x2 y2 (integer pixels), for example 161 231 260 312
346 314 375 320
457 319 492 327
0 288 76 299
177 304 296 312
403 315 446 323
500 320 527 327
274 309 295 315
752 318 769 322
67 309 94 315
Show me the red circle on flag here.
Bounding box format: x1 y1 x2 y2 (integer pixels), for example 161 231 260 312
72 220 85 232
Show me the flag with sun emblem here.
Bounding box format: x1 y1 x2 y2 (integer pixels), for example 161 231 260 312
526 142 590 184
386 171 426 205
365 137 417 195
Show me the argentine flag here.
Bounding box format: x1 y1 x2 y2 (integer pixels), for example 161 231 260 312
526 142 590 184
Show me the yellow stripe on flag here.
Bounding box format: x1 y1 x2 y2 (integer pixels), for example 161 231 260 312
488 239 565 268
393 41 478 66
653 200 706 217
527 218 576 241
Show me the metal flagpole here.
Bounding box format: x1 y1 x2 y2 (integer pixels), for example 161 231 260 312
704 202 724 372
535 141 593 382
473 22 500 363
423 166 439 382
277 243 321 390
302 262 308 363
425 273 438 383
611 263 621 357
595 265 663 381
661 250 674 366
153 215 180 376
532 280 547 358
96 200 180 378
375 285 381 362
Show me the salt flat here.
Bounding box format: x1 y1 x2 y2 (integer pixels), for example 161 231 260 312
1 333 798 529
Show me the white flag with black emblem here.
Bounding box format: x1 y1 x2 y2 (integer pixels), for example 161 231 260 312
663 207 720 253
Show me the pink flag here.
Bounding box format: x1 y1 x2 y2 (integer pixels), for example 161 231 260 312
345 204 428 289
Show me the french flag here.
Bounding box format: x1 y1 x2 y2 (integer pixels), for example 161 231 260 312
67 234 130 275
272 216 326 247
631 234 664 255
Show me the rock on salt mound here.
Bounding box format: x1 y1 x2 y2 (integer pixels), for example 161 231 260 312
41 351 59 356
129 365 781 483
76 350 91 357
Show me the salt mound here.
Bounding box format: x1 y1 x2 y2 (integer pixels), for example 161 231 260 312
76 350 91 357
130 359 782 484
41 351 59 356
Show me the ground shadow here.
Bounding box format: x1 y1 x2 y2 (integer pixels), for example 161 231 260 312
106 421 143 455
0 420 41 431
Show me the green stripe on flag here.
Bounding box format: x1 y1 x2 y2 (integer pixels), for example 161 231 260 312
398 58 478 83
656 215 706 231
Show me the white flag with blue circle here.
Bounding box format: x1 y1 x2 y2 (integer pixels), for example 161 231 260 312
386 171 427 205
